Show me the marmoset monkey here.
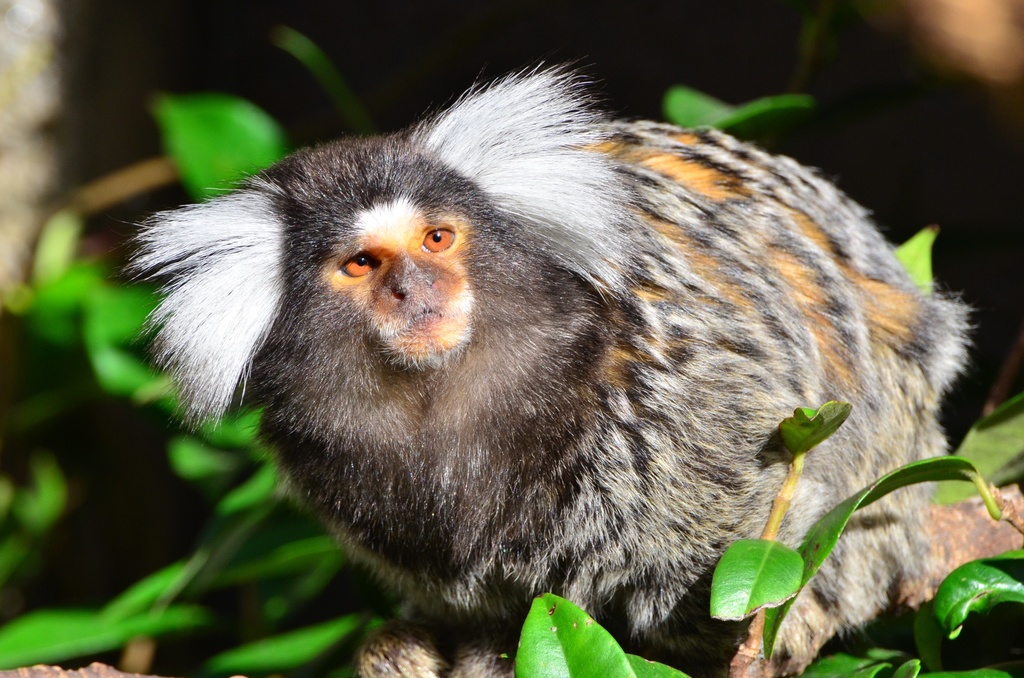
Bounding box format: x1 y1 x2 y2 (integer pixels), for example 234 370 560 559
133 69 968 677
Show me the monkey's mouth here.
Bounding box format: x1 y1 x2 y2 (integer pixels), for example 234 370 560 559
382 308 471 367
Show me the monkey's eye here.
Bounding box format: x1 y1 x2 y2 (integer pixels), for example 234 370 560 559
342 252 380 277
422 229 455 253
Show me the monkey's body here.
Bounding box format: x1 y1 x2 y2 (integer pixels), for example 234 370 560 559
135 71 967 676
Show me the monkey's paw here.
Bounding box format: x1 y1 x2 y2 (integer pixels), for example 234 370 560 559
356 621 450 677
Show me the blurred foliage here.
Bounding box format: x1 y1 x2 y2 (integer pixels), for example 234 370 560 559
1 14 1022 678
0 57 385 674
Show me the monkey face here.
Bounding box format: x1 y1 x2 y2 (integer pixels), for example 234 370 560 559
323 198 476 369
134 70 636 423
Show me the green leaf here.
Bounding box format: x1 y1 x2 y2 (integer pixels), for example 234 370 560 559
895 226 938 294
82 283 155 348
515 594 689 678
217 461 280 516
801 649 910 678
203 614 363 674
763 456 992 657
154 467 282 606
893 659 922 678
167 436 247 496
27 261 107 347
270 26 375 134
212 517 344 621
663 86 736 128
88 345 161 398
663 83 815 140
625 655 689 677
82 283 163 398
101 561 187 621
716 94 815 140
936 392 1024 504
0 606 212 669
913 599 945 671
925 670 1024 678
710 539 803 620
152 93 288 201
932 550 1024 639
778 401 852 455
217 534 343 586
11 451 66 537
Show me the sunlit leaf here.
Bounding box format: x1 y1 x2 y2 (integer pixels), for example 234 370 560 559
936 393 1024 504
895 226 938 294
203 614 363 674
217 462 280 516
0 606 212 669
516 594 688 678
779 401 852 455
626 655 690 677
102 561 187 621
27 262 106 347
717 94 815 140
663 86 735 128
710 539 802 620
893 659 922 678
82 284 155 348
763 456 993 657
153 93 288 201
932 550 1024 639
167 436 247 497
155 467 283 606
801 649 911 678
87 345 161 398
925 670 1024 678
217 534 343 585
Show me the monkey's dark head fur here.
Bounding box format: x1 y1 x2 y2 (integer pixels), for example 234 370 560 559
132 68 969 676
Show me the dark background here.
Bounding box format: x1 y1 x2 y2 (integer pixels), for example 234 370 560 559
63 0 1024 410
17 0 1024 648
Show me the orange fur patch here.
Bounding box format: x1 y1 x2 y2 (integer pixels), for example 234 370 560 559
769 246 854 386
672 132 703 147
786 207 920 349
647 216 753 310
601 344 641 390
638 151 748 201
855 275 919 346
591 141 747 201
787 208 836 255
324 211 475 360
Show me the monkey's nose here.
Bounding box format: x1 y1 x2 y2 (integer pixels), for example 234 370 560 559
382 256 434 303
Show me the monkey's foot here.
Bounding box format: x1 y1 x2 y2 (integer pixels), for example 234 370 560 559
356 621 449 677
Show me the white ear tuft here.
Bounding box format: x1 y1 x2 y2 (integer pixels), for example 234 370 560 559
416 67 636 290
131 187 285 422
